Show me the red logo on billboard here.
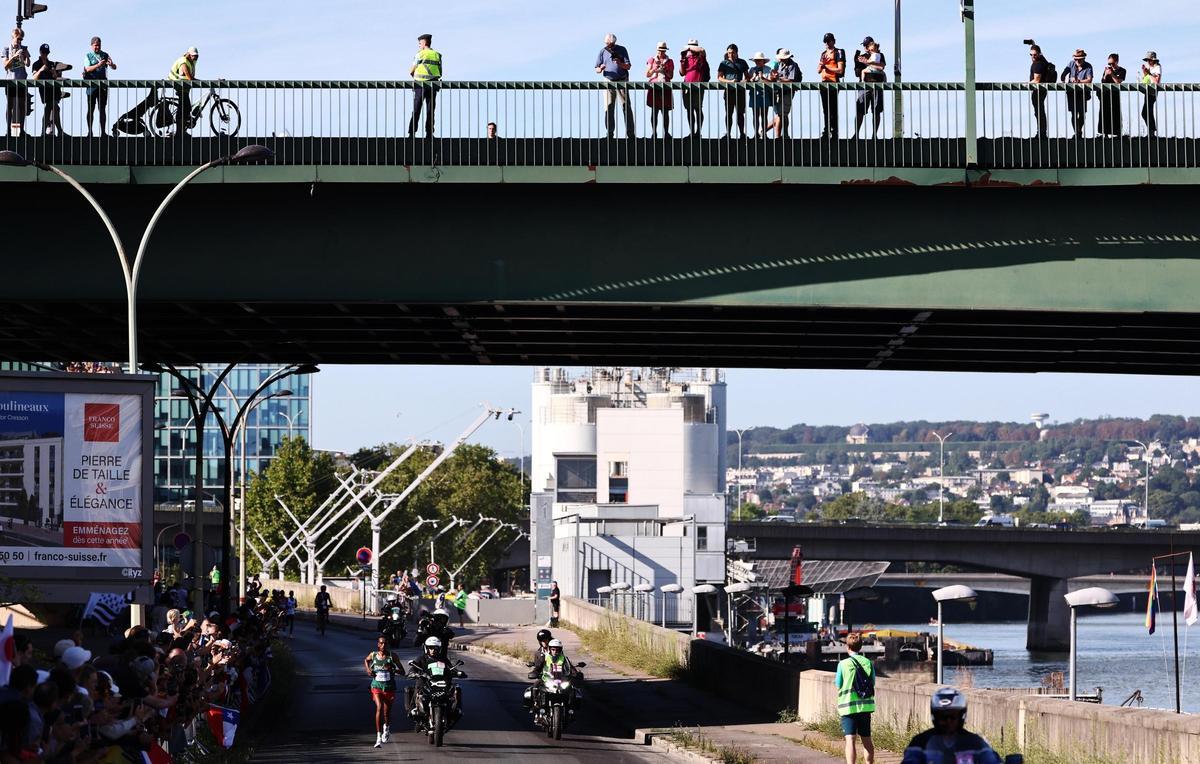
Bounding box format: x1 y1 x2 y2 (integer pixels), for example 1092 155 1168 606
83 403 120 442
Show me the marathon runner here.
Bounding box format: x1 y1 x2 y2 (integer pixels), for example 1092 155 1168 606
364 635 400 747
314 585 332 636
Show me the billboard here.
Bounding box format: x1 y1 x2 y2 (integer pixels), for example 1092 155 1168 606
0 372 154 597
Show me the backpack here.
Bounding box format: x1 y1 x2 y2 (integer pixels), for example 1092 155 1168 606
850 655 875 699
1043 59 1057 84
698 55 711 82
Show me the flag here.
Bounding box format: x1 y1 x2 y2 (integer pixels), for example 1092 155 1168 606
1147 566 1160 635
140 741 172 764
1184 553 1198 627
82 591 133 627
207 704 240 749
0 614 14 688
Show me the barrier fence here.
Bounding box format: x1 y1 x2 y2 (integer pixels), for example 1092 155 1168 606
2 80 1198 169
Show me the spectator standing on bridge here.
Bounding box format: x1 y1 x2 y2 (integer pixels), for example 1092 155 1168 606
486 121 499 138
1140 51 1161 137
718 44 748 139
1063 49 1093 138
409 33 442 137
680 40 709 137
818 33 846 140
31 43 65 137
3 28 30 136
748 52 772 138
645 42 674 138
772 49 800 139
596 33 634 139
835 632 876 764
853 38 885 139
168 47 198 137
549 580 561 627
1099 53 1126 137
1028 44 1051 138
83 36 116 136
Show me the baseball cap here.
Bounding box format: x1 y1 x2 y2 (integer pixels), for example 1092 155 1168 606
62 646 92 670
862 36 875 46
38 43 49 53
131 656 156 680
823 32 836 44
54 638 75 658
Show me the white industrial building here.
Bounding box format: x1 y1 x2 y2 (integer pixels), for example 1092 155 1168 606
0 436 64 524
528 367 727 624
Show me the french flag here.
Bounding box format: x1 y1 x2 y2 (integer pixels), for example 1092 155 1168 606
207 704 241 749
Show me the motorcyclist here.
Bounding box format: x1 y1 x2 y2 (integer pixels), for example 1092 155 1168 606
901 688 1002 764
527 638 581 719
378 594 408 646
414 607 455 659
523 629 554 711
405 636 466 725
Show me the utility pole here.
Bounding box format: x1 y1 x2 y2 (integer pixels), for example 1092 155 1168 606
931 431 952 523
733 426 756 517
893 0 903 136
962 0 978 166
1129 440 1152 519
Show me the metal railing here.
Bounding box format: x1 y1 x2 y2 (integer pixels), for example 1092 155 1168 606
2 80 1197 169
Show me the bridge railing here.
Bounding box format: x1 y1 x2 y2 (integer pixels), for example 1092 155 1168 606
2 80 1196 170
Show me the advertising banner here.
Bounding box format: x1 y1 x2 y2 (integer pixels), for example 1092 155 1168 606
0 373 153 587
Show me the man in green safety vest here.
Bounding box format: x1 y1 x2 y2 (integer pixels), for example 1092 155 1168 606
408 33 442 137
167 46 198 136
835 632 876 764
453 587 467 627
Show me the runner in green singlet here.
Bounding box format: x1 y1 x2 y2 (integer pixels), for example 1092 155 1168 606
364 636 400 748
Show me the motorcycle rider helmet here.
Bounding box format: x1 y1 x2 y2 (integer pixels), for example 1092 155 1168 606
536 628 552 645
548 638 563 656
930 687 968 723
432 607 450 625
424 636 442 655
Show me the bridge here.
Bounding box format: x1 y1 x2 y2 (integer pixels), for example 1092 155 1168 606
875 572 1172 597
726 521 1195 650
1 83 1200 371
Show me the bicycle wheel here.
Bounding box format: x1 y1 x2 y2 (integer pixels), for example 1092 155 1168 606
209 98 241 136
147 99 179 137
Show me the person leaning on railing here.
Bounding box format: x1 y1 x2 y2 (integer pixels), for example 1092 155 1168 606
645 41 674 139
1062 49 1093 139
83 36 116 137
167 46 198 137
409 33 442 137
818 32 846 140
1028 43 1052 139
1098 53 1125 137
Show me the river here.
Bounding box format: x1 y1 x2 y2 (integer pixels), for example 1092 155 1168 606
885 611 1199 713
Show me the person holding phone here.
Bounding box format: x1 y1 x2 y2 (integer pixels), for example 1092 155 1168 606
1099 53 1125 137
645 42 674 138
1140 51 1161 137
83 36 115 136
3 27 30 136
595 33 634 138
30 43 64 137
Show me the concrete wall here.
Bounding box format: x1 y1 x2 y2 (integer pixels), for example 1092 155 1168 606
560 596 690 664
689 639 800 715
797 670 1200 763
262 579 360 611
465 597 536 625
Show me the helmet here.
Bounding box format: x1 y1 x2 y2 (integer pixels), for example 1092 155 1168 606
931 688 967 720
424 636 442 649
548 638 563 653
432 608 450 619
536 629 552 644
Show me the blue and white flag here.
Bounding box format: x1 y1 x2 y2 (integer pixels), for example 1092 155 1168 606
207 704 240 749
82 591 133 626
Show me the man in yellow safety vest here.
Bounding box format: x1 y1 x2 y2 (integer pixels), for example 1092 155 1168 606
167 46 198 136
408 33 442 137
835 632 876 764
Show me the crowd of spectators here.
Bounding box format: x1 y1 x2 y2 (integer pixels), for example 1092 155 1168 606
0 589 289 763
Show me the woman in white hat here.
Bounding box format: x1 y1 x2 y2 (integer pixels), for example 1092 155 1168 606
680 39 709 136
1140 51 1161 137
645 41 674 138
747 51 773 138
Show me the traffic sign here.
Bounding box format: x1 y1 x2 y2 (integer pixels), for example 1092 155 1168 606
173 532 191 550
426 562 441 575
356 547 372 565
426 575 440 587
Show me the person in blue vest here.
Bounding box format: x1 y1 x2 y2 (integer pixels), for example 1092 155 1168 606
901 688 1002 764
835 632 876 764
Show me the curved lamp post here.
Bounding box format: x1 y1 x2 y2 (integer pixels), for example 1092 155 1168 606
1063 586 1119 701
691 583 719 638
660 583 684 628
931 584 978 684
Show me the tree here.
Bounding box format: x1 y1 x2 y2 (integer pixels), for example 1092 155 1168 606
732 502 765 521
244 437 337 578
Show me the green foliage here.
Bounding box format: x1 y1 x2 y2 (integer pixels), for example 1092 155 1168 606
244 437 336 579
731 502 765 521
667 727 757 764
815 494 983 525
562 619 687 680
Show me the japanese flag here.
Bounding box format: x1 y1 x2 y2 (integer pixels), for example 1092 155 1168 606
0 614 13 688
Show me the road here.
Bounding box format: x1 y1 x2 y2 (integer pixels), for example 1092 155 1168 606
251 620 671 763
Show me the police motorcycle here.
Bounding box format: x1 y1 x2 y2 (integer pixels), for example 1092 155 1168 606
525 639 585 741
377 594 408 648
406 638 467 748
900 688 1024 764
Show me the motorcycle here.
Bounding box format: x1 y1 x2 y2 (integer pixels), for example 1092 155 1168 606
378 598 407 648
407 658 466 748
526 659 586 740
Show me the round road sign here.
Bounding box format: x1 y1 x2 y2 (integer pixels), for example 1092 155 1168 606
173 532 191 550
426 562 441 575
356 547 372 565
426 575 440 587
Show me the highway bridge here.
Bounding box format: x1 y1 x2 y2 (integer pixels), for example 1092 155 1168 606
726 522 1195 650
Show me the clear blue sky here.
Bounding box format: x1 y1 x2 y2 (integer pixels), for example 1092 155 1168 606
27 3 1199 456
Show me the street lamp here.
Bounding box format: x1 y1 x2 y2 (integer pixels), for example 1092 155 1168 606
660 583 684 629
931 584 977 684
634 582 655 622
725 581 753 647
732 426 756 517
1127 440 1152 520
232 389 293 604
930 431 953 523
509 409 526 498
691 583 719 638
1063 587 1119 701
275 409 295 441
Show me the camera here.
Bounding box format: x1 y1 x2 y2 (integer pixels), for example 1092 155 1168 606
1023 39 1036 47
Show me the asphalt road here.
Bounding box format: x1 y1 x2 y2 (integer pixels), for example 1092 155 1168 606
250 620 671 763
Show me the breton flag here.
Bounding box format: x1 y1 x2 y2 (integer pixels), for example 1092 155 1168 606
82 591 133 627
0 613 14 688
1184 552 1198 627
1147 565 1160 635
207 704 241 749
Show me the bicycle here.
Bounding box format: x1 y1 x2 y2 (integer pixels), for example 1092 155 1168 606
316 606 330 636
147 84 241 137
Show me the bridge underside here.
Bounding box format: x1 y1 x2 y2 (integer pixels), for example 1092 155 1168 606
2 182 1198 370
7 301 1200 372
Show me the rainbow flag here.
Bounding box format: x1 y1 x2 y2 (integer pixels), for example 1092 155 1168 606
1146 566 1159 635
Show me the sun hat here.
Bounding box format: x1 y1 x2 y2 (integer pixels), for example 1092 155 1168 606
1143 51 1158 62
62 646 92 670
751 51 768 62
1073 49 1087 59
656 41 668 51
187 46 198 56
686 39 702 51
777 49 794 61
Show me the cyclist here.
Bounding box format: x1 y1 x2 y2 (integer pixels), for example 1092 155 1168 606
364 635 401 748
902 688 1002 764
314 585 332 635
284 590 297 636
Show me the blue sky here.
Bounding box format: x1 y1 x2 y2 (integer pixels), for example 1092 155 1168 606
24 3 1199 456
